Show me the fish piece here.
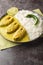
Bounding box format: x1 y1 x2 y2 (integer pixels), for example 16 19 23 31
13 26 26 40
0 15 14 26
7 21 19 34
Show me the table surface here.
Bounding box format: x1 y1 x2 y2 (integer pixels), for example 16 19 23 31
0 0 43 65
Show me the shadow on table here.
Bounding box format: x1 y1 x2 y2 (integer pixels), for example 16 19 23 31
20 37 43 48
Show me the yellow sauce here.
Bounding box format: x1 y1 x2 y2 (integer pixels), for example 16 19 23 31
0 15 30 42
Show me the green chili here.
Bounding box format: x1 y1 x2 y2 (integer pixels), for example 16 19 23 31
26 14 39 25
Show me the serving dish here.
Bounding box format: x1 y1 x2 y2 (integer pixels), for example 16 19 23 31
0 7 43 43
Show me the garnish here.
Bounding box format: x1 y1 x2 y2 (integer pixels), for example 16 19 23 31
26 14 39 25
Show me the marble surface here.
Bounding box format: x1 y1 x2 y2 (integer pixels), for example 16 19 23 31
0 0 43 65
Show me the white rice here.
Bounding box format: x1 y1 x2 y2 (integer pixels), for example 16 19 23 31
14 10 43 40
